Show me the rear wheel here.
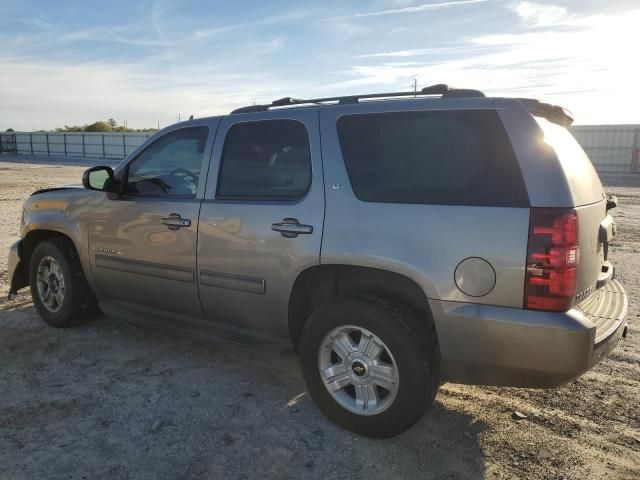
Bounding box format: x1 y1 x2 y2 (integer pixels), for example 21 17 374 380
29 238 97 327
299 296 439 438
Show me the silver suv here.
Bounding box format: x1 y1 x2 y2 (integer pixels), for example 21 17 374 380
7 84 629 437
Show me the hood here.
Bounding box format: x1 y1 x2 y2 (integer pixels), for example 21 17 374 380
30 184 83 196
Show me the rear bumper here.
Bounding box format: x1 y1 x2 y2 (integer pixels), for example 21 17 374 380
7 239 27 298
432 279 628 388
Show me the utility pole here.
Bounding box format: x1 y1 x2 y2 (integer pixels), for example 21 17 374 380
412 78 417 96
178 113 181 122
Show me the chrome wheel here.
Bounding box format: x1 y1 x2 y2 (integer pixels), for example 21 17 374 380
36 256 65 313
318 325 399 416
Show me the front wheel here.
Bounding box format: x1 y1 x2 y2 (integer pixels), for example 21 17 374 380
29 238 97 328
299 296 440 438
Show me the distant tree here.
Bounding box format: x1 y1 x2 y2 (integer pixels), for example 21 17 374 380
107 118 118 128
55 125 84 132
5 128 14 132
85 121 112 132
52 122 158 133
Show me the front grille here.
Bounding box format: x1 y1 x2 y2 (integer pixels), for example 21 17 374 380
575 279 627 344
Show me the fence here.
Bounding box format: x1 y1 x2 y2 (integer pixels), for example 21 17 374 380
0 133 16 154
1 126 639 173
571 125 639 174
0 132 154 159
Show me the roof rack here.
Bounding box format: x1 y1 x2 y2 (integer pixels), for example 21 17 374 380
230 83 486 114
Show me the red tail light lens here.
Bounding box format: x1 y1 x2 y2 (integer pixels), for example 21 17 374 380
525 209 579 311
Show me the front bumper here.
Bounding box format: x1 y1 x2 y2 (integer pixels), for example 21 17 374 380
7 239 27 298
432 279 628 388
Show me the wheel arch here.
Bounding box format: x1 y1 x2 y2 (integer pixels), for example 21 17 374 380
288 264 435 346
21 229 82 283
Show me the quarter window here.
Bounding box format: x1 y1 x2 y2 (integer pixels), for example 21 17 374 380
337 110 529 207
217 120 311 200
125 126 208 198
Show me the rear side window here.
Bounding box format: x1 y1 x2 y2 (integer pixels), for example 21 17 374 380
337 110 529 207
217 120 311 200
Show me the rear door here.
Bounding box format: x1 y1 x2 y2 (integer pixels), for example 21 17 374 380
198 109 324 338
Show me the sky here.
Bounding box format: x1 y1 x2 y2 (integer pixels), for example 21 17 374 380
1 0 639 130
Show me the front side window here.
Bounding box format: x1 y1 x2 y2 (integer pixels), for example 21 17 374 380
125 126 208 198
217 120 311 199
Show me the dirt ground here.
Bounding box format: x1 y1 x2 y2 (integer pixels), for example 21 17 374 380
1 155 638 480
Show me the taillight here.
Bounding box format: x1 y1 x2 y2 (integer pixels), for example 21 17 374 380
525 208 579 311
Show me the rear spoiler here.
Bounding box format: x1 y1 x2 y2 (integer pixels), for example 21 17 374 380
517 98 574 127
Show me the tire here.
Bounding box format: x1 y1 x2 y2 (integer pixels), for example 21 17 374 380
299 296 440 438
29 238 97 328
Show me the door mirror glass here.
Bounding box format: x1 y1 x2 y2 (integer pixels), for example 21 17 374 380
83 166 115 191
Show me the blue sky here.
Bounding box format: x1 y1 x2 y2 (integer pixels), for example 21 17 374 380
1 0 639 130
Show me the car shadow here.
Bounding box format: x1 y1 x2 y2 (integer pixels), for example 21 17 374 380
0 301 487 479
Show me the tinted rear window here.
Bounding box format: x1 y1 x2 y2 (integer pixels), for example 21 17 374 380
217 120 311 200
337 110 529 207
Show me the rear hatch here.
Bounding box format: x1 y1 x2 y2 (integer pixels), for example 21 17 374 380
533 117 623 341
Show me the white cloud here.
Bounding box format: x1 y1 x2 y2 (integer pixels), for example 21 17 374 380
192 10 312 41
0 58 303 130
356 46 477 58
357 48 443 58
318 20 372 39
3 1 640 130
325 8 640 124
353 0 490 17
58 26 172 47
387 26 412 36
510 1 571 27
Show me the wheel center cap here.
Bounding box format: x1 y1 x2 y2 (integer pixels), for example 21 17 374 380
351 360 367 377
48 274 59 293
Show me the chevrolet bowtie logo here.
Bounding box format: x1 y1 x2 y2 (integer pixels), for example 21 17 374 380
351 362 366 377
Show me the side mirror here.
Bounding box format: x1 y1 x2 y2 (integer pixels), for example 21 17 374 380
82 166 115 192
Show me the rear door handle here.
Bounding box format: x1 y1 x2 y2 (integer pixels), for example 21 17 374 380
271 218 313 238
161 213 191 230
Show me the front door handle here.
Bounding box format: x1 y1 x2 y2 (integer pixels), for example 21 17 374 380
271 218 313 238
161 213 191 230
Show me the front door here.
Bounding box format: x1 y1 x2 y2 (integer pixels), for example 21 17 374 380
198 109 324 337
88 123 215 318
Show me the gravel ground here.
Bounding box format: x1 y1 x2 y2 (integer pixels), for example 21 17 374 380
1 155 638 480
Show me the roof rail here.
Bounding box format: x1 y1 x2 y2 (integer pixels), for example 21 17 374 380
230 84 485 114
